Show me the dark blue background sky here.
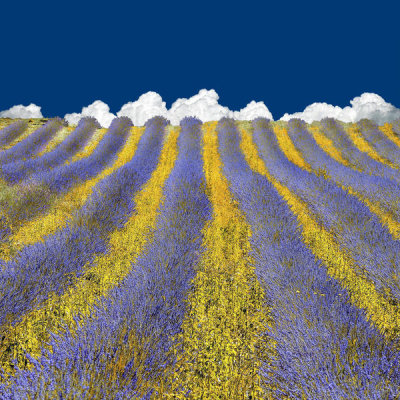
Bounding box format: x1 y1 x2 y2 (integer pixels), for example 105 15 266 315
1 0 398 120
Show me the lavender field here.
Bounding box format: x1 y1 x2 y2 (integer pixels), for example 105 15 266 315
0 115 399 399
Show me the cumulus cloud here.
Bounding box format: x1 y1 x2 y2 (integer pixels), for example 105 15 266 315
232 100 273 121
61 89 273 127
166 89 232 125
166 89 272 124
116 92 169 125
64 100 116 128
0 103 43 118
2 91 399 127
279 93 400 125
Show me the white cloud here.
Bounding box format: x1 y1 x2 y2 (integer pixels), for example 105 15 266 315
279 93 400 125
64 100 116 128
232 100 273 121
3 91 399 127
166 89 233 125
62 89 274 127
116 92 169 125
0 103 43 118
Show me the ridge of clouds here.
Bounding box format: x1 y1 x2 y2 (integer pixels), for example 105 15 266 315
1 91 399 127
116 89 273 127
279 93 400 125
64 100 116 128
0 103 43 119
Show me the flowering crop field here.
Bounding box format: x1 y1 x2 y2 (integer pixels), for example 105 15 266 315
0 115 399 399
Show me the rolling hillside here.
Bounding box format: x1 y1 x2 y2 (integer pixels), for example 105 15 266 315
0 116 399 399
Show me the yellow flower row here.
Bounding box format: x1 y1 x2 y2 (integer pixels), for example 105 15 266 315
160 121 273 399
344 122 397 169
306 124 400 239
36 125 76 156
0 127 134 262
0 120 45 152
0 126 179 378
379 123 400 149
238 122 400 342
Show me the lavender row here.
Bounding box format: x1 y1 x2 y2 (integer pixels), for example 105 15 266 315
252 118 400 302
287 119 400 216
0 117 212 399
319 118 400 186
0 117 100 184
357 119 400 167
1 117 130 233
0 118 64 165
218 117 400 399
392 119 400 136
0 121 28 148
0 116 167 331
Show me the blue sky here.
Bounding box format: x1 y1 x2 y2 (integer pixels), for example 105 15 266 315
0 0 399 126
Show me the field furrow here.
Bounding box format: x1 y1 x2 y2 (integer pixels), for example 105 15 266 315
0 120 46 153
0 122 179 396
253 120 400 304
0 119 64 165
0 118 99 184
159 120 271 399
357 120 400 167
219 117 400 399
0 117 165 333
0 118 131 247
314 119 400 182
0 121 29 150
343 122 399 170
285 120 400 238
0 116 398 399
0 124 122 262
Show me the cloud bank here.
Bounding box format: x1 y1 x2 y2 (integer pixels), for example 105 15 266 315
279 93 400 125
1 90 399 127
63 100 116 128
0 103 43 119
66 89 273 127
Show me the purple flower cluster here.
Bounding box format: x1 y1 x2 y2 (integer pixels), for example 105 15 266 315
217 117 400 399
319 118 400 186
2 117 130 230
0 117 167 330
287 118 400 214
0 117 100 184
357 119 400 167
0 117 212 399
0 118 64 165
252 118 400 303
34 117 131 194
0 121 28 148
392 119 400 136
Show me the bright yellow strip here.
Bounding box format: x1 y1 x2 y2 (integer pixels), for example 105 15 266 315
0 120 45 152
308 124 400 239
36 126 76 156
0 126 103 193
271 121 312 172
308 123 357 168
0 126 179 377
342 122 399 170
0 119 13 129
67 127 108 163
0 127 142 262
0 121 46 197
0 119 18 134
272 122 333 181
238 121 400 342
342 185 400 239
379 123 400 150
159 121 274 399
